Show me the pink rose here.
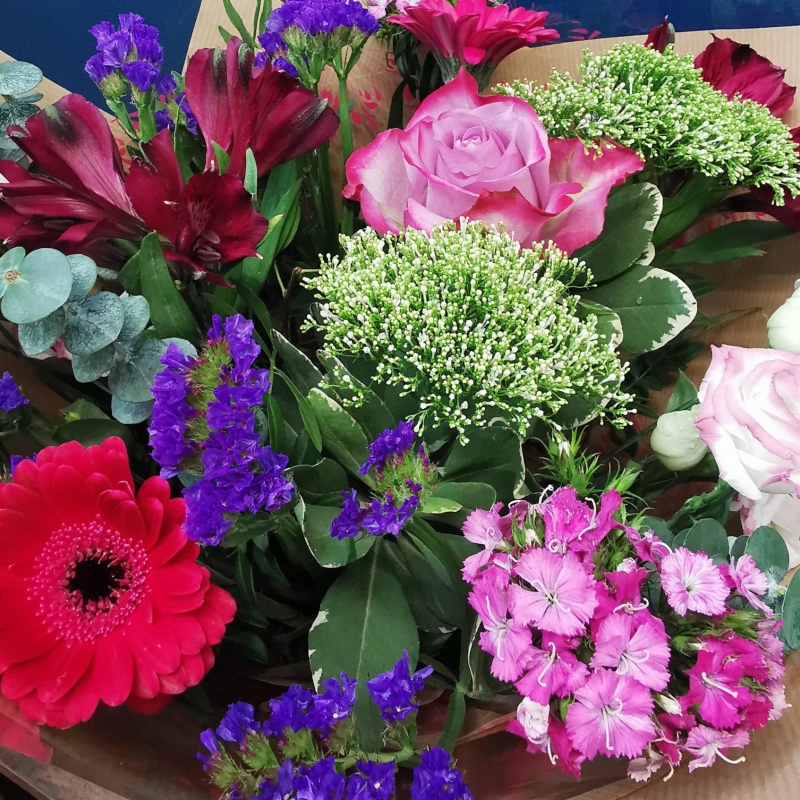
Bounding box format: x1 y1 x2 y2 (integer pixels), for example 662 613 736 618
343 69 644 254
695 345 800 565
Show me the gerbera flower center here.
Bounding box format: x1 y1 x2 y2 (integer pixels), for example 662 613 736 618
28 516 150 643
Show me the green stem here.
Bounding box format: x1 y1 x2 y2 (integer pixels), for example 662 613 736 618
437 685 467 754
316 142 340 256
334 56 355 237
105 97 138 141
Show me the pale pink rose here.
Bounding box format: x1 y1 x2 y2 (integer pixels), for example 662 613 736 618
695 345 800 565
343 68 644 254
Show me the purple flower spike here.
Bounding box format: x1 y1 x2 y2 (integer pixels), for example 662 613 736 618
367 651 433 723
0 372 28 413
360 420 415 475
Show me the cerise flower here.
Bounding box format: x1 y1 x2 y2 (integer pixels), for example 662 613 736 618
0 437 235 729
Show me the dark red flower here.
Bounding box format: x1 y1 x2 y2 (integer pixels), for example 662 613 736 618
184 38 339 180
126 130 268 279
694 35 796 117
0 438 236 729
644 17 674 53
0 94 146 260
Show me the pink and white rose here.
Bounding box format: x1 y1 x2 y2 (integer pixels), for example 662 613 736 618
343 68 644 254
695 344 800 565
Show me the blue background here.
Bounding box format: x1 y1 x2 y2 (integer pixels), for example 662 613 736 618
0 1 797 104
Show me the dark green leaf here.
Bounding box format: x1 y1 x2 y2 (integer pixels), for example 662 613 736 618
652 174 730 247
235 550 258 607
118 252 142 295
683 518 729 562
271 331 324 395
293 458 350 505
225 630 268 663
744 526 789 585
276 370 322 453
138 233 197 340
231 278 274 334
298 501 374 568
267 393 285 452
53 418 133 447
664 221 793 266
665 371 698 413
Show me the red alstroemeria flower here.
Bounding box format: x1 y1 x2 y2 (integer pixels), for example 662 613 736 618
184 38 339 180
644 17 675 52
694 35 796 117
388 0 558 86
0 94 146 260
0 438 236 729
126 130 268 280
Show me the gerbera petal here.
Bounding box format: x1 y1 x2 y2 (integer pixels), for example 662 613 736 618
98 490 146 541
123 613 181 675
148 563 204 596
88 632 134 707
164 614 206 656
36 641 95 704
36 464 88 522
139 496 165 551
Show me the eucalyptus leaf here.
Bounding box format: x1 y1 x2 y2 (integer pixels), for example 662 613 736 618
0 61 43 95
18 308 65 355
780 570 800 649
66 255 97 302
583 265 697 354
118 295 151 342
308 541 418 751
743 526 789 585
72 344 116 383
0 101 40 130
63 292 125 355
108 336 168 403
111 396 154 424
1 248 72 324
683 518 729 562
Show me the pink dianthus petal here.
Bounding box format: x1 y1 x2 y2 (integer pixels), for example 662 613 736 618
659 547 729 616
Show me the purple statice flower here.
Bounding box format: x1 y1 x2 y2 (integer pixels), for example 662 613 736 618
264 684 315 736
259 30 286 54
411 748 473 800
266 0 380 38
309 673 358 733
85 53 113 83
122 60 160 91
0 372 28 412
9 454 31 475
295 758 345 800
216 701 259 747
366 651 433 723
197 728 221 770
273 56 300 78
156 73 178 96
255 759 296 800
360 421 415 475
175 91 199 134
361 494 419 537
347 761 395 800
331 489 367 540
154 108 174 132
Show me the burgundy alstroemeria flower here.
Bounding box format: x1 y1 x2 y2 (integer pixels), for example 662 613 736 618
184 38 339 180
644 17 675 53
126 130 268 280
0 94 146 262
694 35 796 117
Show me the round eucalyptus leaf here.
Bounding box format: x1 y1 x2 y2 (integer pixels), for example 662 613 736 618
0 247 25 299
0 146 24 163
2 248 73 324
14 92 43 105
0 101 39 130
66 255 98 302
72 344 116 383
117 295 151 342
63 292 124 355
0 61 44 95
112 396 154 424
18 308 66 355
109 336 168 403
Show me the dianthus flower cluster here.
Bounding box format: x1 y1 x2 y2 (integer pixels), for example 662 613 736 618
0 371 28 413
199 654 448 800
464 487 787 781
148 314 294 546
498 43 800 201
308 223 632 438
330 421 436 540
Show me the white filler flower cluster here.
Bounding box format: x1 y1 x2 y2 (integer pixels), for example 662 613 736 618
306 222 632 436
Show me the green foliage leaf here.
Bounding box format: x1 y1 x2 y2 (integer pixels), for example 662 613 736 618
53 418 133 447
271 331 324 395
743 526 789 585
293 458 350 505
111 397 153 424
683 518 729 562
275 370 322 454
298 501 375 568
267 392 285 451
306 388 370 478
780 570 800 649
574 182 662 282
441 426 524 503
211 141 230 173
108 336 168 403
0 61 43 95
66 255 97 302
652 174 731 247
576 300 623 349
72 344 116 383
2 248 72 324
583 265 697 354
308 541 418 750
18 308 65 355
138 233 197 340
118 295 151 342
663 220 793 266
0 101 39 132
119 252 141 295
222 0 257 48
244 148 258 197
63 292 125 355
235 550 258 607
225 630 269 664
665 371 698 413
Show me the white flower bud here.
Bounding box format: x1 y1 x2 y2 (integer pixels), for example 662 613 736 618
650 404 708 471
768 279 800 353
516 697 550 744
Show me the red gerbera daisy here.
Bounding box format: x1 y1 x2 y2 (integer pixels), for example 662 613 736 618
0 437 236 729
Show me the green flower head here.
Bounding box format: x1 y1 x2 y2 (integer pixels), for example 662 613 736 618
305 222 632 437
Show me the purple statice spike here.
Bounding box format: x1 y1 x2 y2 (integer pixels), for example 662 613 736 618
122 60 160 91
308 673 357 733
411 748 473 800
366 651 433 723
85 53 113 83
216 701 259 747
359 420 415 475
347 761 396 800
263 684 315 736
0 372 28 413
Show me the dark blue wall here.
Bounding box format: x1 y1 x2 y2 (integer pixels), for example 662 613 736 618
0 0 203 106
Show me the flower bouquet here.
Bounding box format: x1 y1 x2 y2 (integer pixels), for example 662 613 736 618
1 3 800 799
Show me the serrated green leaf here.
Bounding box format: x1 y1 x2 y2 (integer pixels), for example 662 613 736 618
63 292 125 355
72 344 116 383
583 265 697 354
111 396 153 424
574 182 662 283
108 336 168 403
308 541 418 750
2 248 72 324
66 255 97 302
666 371 698 413
0 61 43 95
18 308 65 355
118 295 151 342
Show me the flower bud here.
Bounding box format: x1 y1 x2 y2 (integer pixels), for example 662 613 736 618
650 404 709 471
768 279 800 353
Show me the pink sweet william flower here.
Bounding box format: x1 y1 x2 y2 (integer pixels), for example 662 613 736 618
686 643 752 729
509 549 598 636
592 564 650 631
685 725 749 772
567 670 656 759
468 568 532 682
658 547 728 616
591 612 671 691
461 503 506 581
388 0 558 88
343 68 644 255
624 525 671 563
515 633 588 704
724 554 772 616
